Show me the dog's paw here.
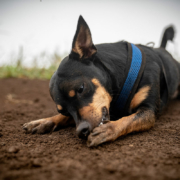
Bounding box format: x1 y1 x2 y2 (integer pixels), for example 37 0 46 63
23 119 56 134
87 122 117 147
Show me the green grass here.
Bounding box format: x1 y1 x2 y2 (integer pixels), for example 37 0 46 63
0 48 63 79
0 65 58 79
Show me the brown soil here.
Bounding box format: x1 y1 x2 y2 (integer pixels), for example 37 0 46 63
0 78 180 180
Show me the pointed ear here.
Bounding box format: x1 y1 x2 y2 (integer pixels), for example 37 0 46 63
72 15 97 59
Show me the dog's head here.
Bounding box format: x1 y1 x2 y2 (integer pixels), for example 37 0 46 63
49 16 112 139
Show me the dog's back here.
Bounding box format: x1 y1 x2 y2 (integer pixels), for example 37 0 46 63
95 26 180 117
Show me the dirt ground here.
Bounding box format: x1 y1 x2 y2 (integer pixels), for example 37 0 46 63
0 78 180 180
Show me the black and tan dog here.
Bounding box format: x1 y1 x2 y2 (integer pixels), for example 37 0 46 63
23 16 180 147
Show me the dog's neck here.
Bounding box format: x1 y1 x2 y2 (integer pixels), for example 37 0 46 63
95 41 145 119
95 41 128 101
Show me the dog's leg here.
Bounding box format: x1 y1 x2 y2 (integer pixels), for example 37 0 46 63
87 108 155 147
23 114 74 134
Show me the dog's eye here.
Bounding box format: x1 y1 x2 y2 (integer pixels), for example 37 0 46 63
77 84 84 94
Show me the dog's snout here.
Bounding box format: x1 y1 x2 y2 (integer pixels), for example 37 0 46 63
76 122 91 139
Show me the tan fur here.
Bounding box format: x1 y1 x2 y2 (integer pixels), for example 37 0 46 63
73 27 86 58
171 84 180 99
130 86 150 111
23 114 74 134
73 27 96 58
171 90 179 99
30 114 70 126
115 110 155 137
79 78 112 127
73 46 83 58
57 104 63 111
69 90 75 97
49 114 70 125
88 110 155 146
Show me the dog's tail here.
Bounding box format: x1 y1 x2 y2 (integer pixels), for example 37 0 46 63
160 25 175 49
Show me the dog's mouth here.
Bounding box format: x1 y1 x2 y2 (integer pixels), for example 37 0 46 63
98 107 110 126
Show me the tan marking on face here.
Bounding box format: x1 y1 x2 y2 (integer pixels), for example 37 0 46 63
57 104 63 111
69 90 75 97
130 86 150 111
79 78 112 128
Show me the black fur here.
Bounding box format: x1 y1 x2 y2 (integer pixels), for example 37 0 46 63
160 26 175 48
49 16 180 136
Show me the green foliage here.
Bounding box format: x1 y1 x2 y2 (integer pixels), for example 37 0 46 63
0 47 62 79
0 47 63 79
0 65 58 79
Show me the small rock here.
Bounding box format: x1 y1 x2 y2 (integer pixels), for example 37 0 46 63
8 146 19 153
0 142 6 146
164 160 173 165
32 159 42 167
34 98 39 103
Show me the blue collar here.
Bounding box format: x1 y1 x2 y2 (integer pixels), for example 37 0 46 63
114 43 145 114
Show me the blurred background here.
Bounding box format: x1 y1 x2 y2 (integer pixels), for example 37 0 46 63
0 0 180 78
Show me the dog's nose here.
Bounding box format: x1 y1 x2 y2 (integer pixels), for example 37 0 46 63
76 122 91 139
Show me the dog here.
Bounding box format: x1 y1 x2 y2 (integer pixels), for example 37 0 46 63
23 16 180 147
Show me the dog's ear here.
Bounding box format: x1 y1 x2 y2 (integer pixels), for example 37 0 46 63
72 15 97 59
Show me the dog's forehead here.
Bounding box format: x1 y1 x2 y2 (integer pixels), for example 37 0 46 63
59 77 87 90
58 56 86 73
57 55 101 79
57 57 95 89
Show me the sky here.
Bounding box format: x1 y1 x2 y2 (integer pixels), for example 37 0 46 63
0 0 180 67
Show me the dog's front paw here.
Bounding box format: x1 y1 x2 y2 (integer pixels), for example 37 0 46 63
87 122 117 147
23 119 56 134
